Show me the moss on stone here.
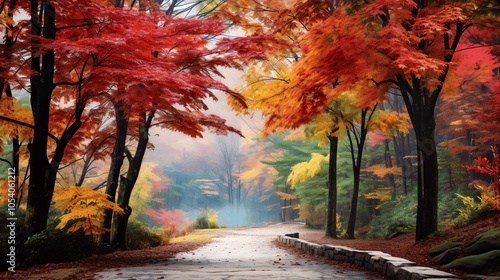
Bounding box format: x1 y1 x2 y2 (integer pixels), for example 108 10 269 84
428 239 463 257
443 250 500 275
465 227 500 255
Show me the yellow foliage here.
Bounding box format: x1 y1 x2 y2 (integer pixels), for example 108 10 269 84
199 208 219 228
298 204 326 226
287 153 329 188
304 113 348 146
52 186 124 235
208 212 218 228
129 162 165 219
362 164 402 178
275 191 299 201
363 187 392 209
370 110 411 136
0 97 34 142
452 186 492 228
238 161 277 182
0 8 14 27
449 119 479 126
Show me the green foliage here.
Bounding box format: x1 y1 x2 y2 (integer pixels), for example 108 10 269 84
192 208 219 229
369 193 417 239
23 228 94 266
263 137 325 187
437 146 468 191
126 220 163 250
451 187 491 228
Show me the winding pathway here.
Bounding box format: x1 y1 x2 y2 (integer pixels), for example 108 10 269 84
96 224 382 280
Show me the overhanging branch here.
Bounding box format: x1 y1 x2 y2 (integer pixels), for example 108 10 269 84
371 78 397 86
0 115 59 143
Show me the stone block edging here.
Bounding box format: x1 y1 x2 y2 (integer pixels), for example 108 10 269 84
278 234 458 280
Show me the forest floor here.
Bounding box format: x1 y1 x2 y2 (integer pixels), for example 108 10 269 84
2 213 499 280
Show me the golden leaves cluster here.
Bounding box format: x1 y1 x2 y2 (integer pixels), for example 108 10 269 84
52 186 124 235
287 153 329 188
0 97 33 146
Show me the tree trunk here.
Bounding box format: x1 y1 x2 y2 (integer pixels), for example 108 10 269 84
325 134 338 238
384 139 396 200
111 176 133 249
392 134 408 195
25 0 56 237
346 164 361 239
100 103 128 245
111 112 153 249
345 107 375 239
414 122 439 240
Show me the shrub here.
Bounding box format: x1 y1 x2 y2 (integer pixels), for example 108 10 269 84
126 220 163 249
145 208 189 236
0 207 28 271
192 208 219 229
23 228 94 266
299 204 326 229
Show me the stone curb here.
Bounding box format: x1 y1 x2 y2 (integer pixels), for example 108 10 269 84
278 234 458 280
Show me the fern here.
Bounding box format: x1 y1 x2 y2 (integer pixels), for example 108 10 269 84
52 186 124 235
452 186 491 228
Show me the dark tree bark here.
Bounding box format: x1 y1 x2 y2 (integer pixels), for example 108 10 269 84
25 0 56 237
396 20 464 240
384 139 396 200
389 0 468 242
325 134 338 238
7 3 87 232
345 106 376 239
100 103 128 245
111 112 154 249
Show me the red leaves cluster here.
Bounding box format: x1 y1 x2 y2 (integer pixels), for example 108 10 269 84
465 146 500 210
145 208 190 234
0 0 281 166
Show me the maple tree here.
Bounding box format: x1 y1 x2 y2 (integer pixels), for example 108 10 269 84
96 0 277 248
219 0 346 236
299 0 498 240
0 0 278 246
226 0 497 240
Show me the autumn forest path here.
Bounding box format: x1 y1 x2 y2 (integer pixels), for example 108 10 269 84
95 223 382 280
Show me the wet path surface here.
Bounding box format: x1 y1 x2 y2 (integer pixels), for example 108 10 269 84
95 225 381 279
